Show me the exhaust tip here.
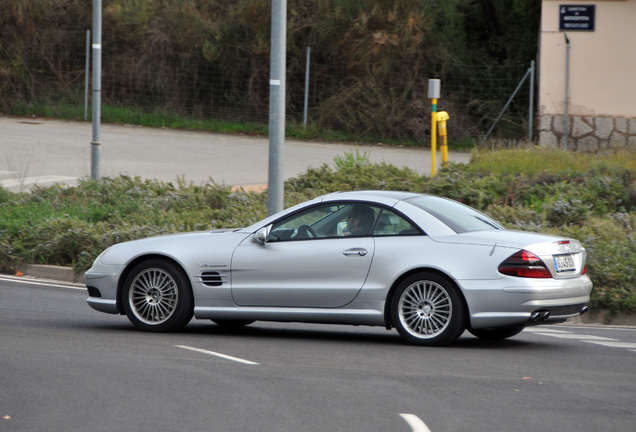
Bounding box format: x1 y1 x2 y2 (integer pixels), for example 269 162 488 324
541 311 550 320
531 312 541 322
580 306 588 316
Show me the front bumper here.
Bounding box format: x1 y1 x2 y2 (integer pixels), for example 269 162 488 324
84 263 124 315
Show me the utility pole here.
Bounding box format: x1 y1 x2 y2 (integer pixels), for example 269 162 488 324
91 0 102 180
266 0 287 216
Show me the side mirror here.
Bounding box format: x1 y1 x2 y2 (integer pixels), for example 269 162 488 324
255 225 272 243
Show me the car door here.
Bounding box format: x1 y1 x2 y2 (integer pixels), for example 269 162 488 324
230 202 379 308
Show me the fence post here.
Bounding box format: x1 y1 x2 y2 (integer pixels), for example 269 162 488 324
84 30 90 121
529 60 535 142
483 66 532 142
563 34 570 150
303 47 310 130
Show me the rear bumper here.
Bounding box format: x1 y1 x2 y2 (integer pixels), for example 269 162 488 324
459 275 593 329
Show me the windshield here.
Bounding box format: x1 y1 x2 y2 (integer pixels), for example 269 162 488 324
407 196 504 233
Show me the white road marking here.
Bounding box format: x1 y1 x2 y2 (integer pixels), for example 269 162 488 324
583 341 636 349
561 325 636 332
0 275 85 290
175 345 259 365
399 414 432 432
533 333 618 341
524 328 572 333
531 328 636 353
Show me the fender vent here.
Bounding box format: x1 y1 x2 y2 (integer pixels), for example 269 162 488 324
199 271 225 286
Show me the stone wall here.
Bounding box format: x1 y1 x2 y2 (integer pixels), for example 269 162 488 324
539 115 636 151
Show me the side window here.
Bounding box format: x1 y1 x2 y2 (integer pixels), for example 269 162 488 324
269 203 381 241
343 204 380 237
372 209 421 236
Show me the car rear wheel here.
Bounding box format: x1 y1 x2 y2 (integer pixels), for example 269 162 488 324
123 259 193 332
391 272 466 346
468 325 525 340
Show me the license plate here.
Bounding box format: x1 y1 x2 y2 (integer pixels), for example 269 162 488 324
554 254 575 272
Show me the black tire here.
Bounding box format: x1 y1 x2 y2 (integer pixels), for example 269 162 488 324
212 319 255 328
122 259 194 332
468 325 525 341
391 272 466 346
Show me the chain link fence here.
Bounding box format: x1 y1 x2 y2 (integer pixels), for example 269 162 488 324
2 31 533 145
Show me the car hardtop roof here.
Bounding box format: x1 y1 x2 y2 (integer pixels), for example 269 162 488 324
321 190 424 202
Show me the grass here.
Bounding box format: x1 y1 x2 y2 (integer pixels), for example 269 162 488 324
4 102 463 149
469 147 636 176
6 102 268 136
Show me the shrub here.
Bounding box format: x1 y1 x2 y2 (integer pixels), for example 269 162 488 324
2 148 636 314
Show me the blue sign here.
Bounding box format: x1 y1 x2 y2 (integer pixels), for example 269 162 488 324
560 5 595 31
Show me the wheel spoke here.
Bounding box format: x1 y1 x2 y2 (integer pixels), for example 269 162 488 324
157 300 171 318
429 314 445 330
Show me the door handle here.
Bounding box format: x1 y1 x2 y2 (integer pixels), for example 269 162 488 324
342 248 368 257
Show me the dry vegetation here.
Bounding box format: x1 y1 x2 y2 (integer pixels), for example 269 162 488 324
0 0 541 142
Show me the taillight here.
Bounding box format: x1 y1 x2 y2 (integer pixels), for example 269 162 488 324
499 250 552 278
581 264 587 275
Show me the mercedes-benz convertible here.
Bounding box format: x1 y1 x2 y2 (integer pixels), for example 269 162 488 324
85 191 592 346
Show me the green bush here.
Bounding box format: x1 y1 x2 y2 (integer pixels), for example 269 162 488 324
2 147 636 314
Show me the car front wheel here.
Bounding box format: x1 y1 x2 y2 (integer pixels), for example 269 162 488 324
391 272 466 346
122 259 194 332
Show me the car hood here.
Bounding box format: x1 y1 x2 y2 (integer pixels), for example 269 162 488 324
98 229 250 266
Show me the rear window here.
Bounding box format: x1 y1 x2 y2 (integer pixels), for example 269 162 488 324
407 196 503 233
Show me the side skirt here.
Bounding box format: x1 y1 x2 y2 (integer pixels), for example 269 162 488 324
194 306 386 326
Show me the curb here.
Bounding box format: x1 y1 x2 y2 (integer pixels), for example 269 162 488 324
16 263 85 284
569 311 636 327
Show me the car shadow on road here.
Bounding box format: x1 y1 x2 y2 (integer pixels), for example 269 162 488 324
174 322 546 350
79 317 551 350
182 322 406 346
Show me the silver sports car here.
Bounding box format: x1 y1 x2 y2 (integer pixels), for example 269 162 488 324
85 191 592 346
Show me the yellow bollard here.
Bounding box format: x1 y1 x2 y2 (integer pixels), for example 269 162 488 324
437 111 449 164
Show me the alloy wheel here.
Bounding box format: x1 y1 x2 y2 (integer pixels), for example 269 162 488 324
398 280 452 339
129 268 179 325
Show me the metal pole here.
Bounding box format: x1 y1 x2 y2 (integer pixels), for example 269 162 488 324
91 0 102 180
428 79 440 176
267 0 287 216
529 60 535 142
431 99 437 176
84 30 90 121
303 47 310 130
563 34 570 150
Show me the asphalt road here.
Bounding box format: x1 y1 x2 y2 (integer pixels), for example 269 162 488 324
0 116 471 192
2 277 635 432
